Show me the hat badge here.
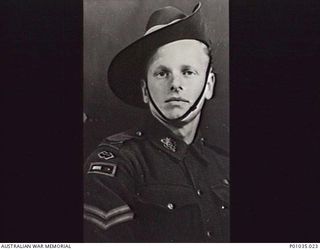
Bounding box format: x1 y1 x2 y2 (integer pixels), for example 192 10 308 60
160 137 177 152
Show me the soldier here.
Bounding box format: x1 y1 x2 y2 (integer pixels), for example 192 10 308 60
84 2 229 242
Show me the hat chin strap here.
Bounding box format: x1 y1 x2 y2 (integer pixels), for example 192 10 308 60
145 60 212 126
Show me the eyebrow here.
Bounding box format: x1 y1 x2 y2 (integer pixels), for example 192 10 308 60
153 64 198 71
181 65 196 70
152 65 170 72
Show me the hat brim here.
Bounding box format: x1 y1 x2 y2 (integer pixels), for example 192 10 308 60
108 2 209 108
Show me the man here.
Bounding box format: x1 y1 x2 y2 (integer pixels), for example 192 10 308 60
84 2 229 242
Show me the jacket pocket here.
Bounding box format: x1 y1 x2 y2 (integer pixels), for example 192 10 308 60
134 184 204 242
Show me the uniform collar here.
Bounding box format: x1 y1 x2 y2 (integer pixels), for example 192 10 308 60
142 115 205 161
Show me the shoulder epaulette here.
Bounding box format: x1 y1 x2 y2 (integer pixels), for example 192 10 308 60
98 129 144 150
205 143 229 158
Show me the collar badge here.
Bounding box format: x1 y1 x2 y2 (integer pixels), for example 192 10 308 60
160 137 177 152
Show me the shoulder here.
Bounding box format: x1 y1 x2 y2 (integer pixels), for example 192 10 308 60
203 141 229 169
84 128 145 174
99 128 145 150
206 143 229 158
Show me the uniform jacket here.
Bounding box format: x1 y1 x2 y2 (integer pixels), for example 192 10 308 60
84 116 229 242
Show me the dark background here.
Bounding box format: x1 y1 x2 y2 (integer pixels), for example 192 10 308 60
2 0 320 243
231 0 320 242
1 0 83 242
83 0 229 159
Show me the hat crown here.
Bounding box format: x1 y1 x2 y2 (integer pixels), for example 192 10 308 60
146 6 187 32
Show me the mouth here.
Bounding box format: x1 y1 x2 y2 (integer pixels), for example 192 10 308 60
165 97 189 103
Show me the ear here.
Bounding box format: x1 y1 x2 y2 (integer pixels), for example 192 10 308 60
204 68 216 100
140 79 149 104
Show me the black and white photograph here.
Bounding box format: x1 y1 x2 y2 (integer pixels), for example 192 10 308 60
83 0 229 242
2 0 320 245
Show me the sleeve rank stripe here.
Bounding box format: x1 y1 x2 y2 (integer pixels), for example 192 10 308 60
84 212 134 231
104 212 134 230
84 204 130 221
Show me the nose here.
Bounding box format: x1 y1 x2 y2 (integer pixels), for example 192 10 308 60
169 73 183 92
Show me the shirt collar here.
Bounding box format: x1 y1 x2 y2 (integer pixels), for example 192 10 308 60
142 115 205 161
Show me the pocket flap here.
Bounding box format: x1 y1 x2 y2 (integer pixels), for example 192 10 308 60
211 183 229 205
137 185 197 210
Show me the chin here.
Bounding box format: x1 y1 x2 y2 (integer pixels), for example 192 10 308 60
162 106 189 117
163 111 187 120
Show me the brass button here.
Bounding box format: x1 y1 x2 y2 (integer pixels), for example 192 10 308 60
167 203 174 210
200 137 205 144
206 231 213 238
136 131 142 136
197 189 202 196
223 178 229 185
221 205 225 210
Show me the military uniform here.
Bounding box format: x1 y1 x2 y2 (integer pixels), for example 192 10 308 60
84 116 229 242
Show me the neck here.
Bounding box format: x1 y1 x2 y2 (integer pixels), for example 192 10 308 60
155 113 201 145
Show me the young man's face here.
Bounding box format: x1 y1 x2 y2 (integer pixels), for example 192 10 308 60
142 39 214 121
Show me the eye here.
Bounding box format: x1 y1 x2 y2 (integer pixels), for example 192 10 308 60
183 69 197 76
154 71 168 79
